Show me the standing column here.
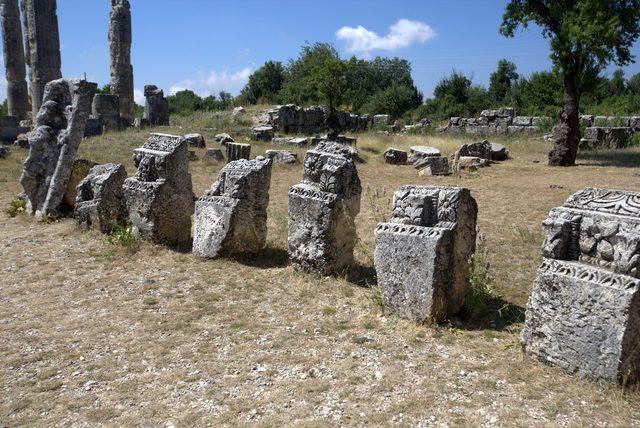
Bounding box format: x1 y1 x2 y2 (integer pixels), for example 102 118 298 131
109 0 133 124
0 0 29 119
22 0 62 118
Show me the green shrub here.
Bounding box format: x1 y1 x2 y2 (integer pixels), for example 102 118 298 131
629 132 640 147
37 212 63 224
5 197 26 217
107 225 141 253
465 235 495 319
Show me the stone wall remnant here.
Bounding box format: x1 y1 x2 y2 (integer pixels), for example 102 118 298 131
22 0 62 118
109 0 134 124
0 0 29 119
20 78 97 217
226 142 250 162
123 133 195 245
579 126 633 149
288 141 362 275
91 94 121 133
374 185 478 322
75 163 127 233
143 85 169 126
267 104 373 135
522 188 640 383
193 157 272 258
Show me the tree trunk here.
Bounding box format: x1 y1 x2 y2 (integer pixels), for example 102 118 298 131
548 73 580 166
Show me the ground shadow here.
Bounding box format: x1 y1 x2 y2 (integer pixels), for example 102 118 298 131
345 263 377 288
577 150 640 168
231 246 289 269
455 296 525 331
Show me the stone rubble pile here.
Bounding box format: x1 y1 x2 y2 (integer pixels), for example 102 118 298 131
266 104 374 135
442 107 548 136
374 185 478 322
522 188 640 383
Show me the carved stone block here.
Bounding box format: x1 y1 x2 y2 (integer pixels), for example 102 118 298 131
288 142 361 275
522 188 640 383
374 185 478 322
193 157 272 258
75 163 127 233
122 133 194 245
226 142 251 162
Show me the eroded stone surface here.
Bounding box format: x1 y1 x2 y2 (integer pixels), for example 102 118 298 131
384 148 407 165
415 156 450 176
75 163 127 233
143 85 169 126
226 142 250 162
109 0 134 124
288 141 362 275
184 133 205 148
522 188 640 383
265 149 297 164
1 0 29 120
123 133 194 245
20 78 97 216
193 157 272 258
202 148 224 162
374 185 477 322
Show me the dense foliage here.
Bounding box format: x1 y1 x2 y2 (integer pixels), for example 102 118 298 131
167 90 234 116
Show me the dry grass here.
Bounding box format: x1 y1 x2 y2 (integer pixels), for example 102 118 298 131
1 113 640 426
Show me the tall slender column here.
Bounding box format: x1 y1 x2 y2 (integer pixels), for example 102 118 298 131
0 0 29 119
109 0 134 124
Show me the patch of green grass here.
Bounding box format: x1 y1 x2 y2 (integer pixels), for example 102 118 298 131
37 212 64 224
368 284 385 311
464 234 496 319
107 225 141 253
5 197 26 217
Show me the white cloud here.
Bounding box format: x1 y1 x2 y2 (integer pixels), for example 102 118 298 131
169 67 252 97
336 19 435 53
134 89 145 105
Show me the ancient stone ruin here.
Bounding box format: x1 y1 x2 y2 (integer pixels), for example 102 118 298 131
75 163 127 233
578 116 640 149
384 148 408 165
442 108 549 136
374 185 478 322
20 78 97 217
0 0 29 120
109 0 134 124
288 141 362 275
90 94 121 133
123 133 194 246
267 104 373 135
193 157 272 258
522 188 640 383
265 149 297 164
143 85 169 126
22 0 62 118
226 142 251 162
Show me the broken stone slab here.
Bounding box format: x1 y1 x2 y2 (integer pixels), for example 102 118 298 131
202 148 224 162
193 157 272 258
374 185 478 322
409 146 441 165
214 133 234 145
457 156 489 170
252 125 274 141
265 149 297 164
123 133 195 246
184 133 205 148
522 188 640 383
271 136 308 146
20 78 97 217
232 106 246 116
226 142 251 162
490 143 510 161
384 148 407 165
75 163 127 233
63 159 97 210
415 156 450 176
14 132 29 148
288 141 362 275
458 140 493 160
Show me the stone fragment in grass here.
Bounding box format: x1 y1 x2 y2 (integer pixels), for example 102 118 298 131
383 148 407 165
75 163 127 233
265 149 297 164
184 133 205 148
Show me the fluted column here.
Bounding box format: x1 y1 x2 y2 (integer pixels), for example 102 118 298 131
109 0 134 124
0 0 29 119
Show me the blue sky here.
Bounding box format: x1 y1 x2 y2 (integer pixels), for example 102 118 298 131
2 0 639 103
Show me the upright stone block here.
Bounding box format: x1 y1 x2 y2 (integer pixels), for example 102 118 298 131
75 163 127 233
123 133 195 246
109 0 134 124
374 185 478 322
193 157 272 258
20 78 97 216
91 93 121 132
226 142 250 162
522 188 640 383
143 85 169 126
288 142 362 275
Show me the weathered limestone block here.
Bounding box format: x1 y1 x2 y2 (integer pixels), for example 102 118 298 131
214 133 234 144
458 140 493 160
91 94 121 132
265 149 297 164
184 133 205 148
288 141 362 275
20 78 97 217
409 146 441 165
232 106 245 116
513 116 532 126
374 185 478 322
109 0 134 124
193 157 272 258
373 114 390 126
384 148 407 165
0 115 19 141
251 125 274 141
522 188 640 383
415 156 450 176
202 148 224 162
0 0 29 119
490 142 510 161
63 158 97 209
75 163 127 233
226 142 251 162
271 136 308 146
122 133 195 245
143 85 169 126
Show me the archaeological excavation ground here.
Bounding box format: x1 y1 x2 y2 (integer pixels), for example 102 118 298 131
1 0 640 426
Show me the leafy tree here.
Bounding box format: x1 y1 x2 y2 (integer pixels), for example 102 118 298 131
434 71 472 105
312 57 347 110
362 84 422 119
240 61 284 104
513 70 564 116
0 99 7 116
489 59 519 103
168 90 201 115
628 72 640 94
608 69 626 96
501 0 640 166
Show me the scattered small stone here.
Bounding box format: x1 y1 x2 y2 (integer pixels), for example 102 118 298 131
184 133 205 148
214 133 234 145
549 184 564 189
232 106 246 116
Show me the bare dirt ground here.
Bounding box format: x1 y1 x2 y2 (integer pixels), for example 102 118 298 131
1 114 640 426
